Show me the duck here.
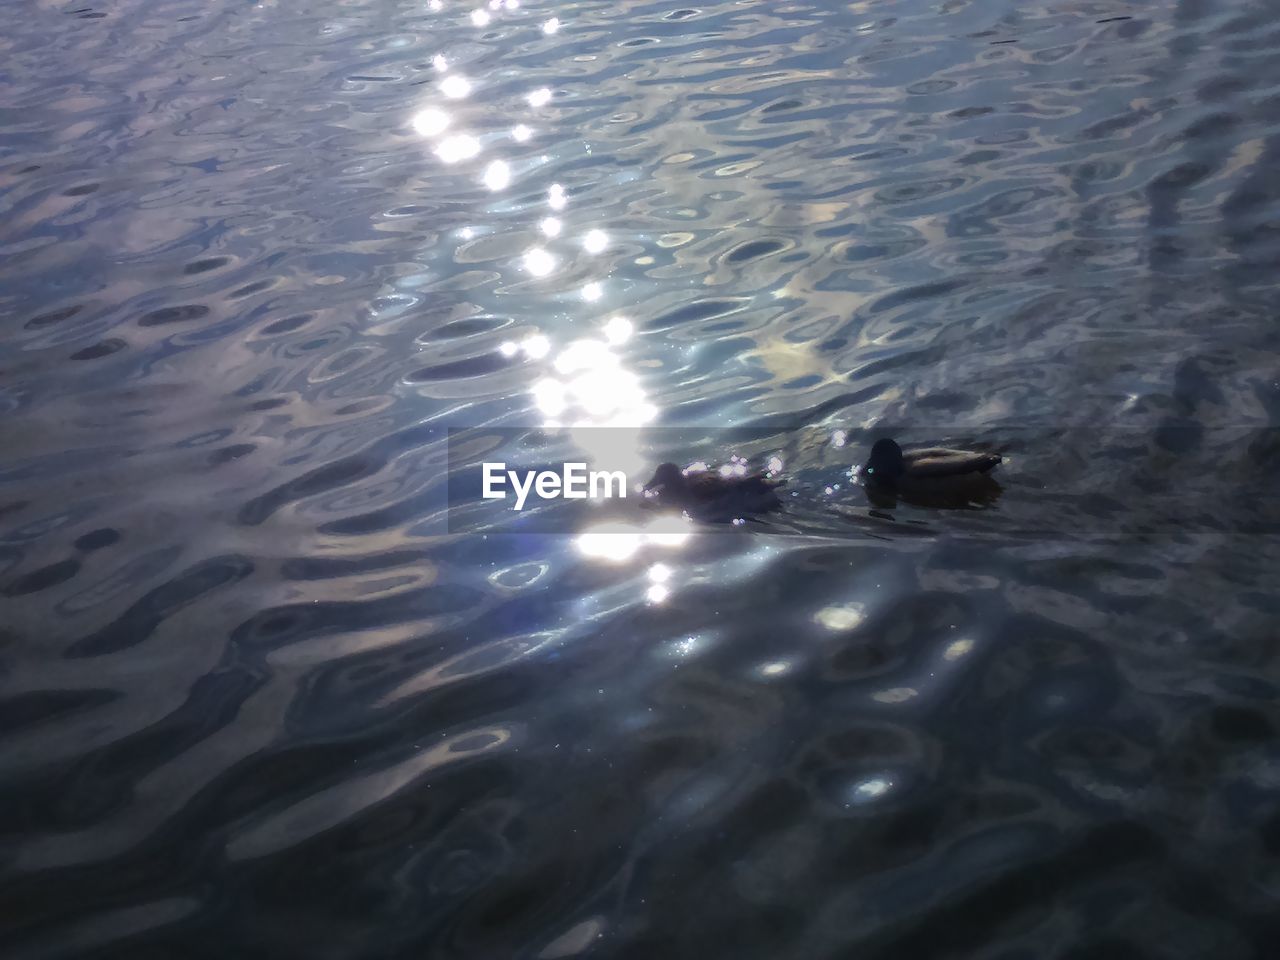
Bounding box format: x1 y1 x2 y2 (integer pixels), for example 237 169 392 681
642 462 785 522
858 438 1002 507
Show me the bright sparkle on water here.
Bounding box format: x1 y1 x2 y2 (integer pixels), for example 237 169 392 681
575 521 688 563
848 777 893 806
538 216 562 237
602 316 632 345
533 378 567 417
520 334 550 360
432 54 448 71
527 87 552 107
470 9 490 26
511 124 532 142
646 584 670 605
523 247 557 277
582 229 608 254
547 183 567 210
411 107 450 137
543 17 560 34
435 134 480 163
577 529 642 562
482 159 511 191
582 282 603 302
440 75 471 99
648 563 672 584
816 603 865 631
553 339 612 376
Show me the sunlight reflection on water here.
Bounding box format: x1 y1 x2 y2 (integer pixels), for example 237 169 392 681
7 0 1280 954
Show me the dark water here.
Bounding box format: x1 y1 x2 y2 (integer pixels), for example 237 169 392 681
4 0 1280 956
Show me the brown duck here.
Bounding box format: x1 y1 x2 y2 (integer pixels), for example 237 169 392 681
642 462 785 522
859 438 1002 507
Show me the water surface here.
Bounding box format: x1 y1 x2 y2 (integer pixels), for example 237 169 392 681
4 0 1280 957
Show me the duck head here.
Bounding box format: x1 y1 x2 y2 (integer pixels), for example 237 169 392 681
862 438 904 484
644 462 688 499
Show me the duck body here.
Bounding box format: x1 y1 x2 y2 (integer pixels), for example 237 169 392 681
643 462 785 522
860 438 1002 506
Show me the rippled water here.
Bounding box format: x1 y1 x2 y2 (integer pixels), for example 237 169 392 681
4 0 1280 956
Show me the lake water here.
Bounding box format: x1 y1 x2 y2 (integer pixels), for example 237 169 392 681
4 0 1280 956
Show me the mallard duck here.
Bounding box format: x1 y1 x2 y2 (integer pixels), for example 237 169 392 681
859 438 1002 507
642 462 785 522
